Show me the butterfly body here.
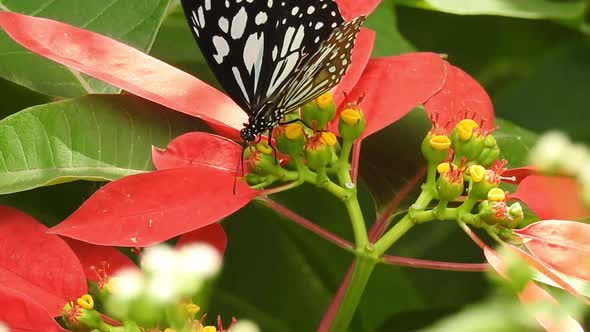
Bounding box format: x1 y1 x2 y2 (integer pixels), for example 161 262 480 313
181 0 365 142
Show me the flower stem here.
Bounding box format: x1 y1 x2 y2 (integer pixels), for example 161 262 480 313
328 255 377 332
343 193 369 248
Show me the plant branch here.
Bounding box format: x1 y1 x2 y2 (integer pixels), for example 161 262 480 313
259 196 354 251
381 255 489 272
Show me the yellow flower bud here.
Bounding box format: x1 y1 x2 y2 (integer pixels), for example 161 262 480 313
437 162 451 174
429 135 451 151
316 91 333 110
186 303 200 316
341 108 362 125
164 329 176 332
320 132 337 147
487 188 506 201
470 165 486 183
285 123 303 140
76 294 94 310
203 326 217 332
256 141 273 155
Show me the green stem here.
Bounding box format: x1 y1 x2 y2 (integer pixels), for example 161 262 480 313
343 193 369 248
372 191 433 255
328 255 377 332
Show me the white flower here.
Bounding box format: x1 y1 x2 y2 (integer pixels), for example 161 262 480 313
0 322 8 332
109 268 144 300
141 245 178 275
230 320 260 332
177 243 222 279
561 143 590 175
145 273 179 303
529 131 570 172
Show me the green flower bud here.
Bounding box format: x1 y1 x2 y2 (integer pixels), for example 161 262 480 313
468 169 499 201
501 202 524 229
304 132 337 170
421 132 451 164
451 119 486 162
436 162 465 201
275 123 306 156
338 105 365 141
477 200 506 225
301 92 337 130
245 142 278 175
62 295 104 331
475 135 500 167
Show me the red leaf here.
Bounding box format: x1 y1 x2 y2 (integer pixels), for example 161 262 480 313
333 28 375 107
64 239 138 283
484 247 584 332
515 220 590 282
49 167 257 247
335 0 381 20
513 175 590 220
502 166 538 184
331 53 446 139
0 206 86 316
176 223 228 255
152 132 242 171
0 285 67 332
0 11 245 135
424 62 495 130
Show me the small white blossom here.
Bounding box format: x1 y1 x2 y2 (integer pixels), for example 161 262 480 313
110 268 144 300
562 143 590 175
529 131 570 172
146 273 179 303
177 243 222 279
230 320 260 332
141 245 178 275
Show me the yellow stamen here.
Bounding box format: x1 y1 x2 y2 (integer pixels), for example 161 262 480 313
76 294 94 310
429 135 451 150
285 123 303 140
487 188 506 201
320 132 337 147
341 108 362 125
316 91 333 110
164 329 176 332
437 163 451 174
456 119 479 141
470 165 486 183
256 141 273 155
203 326 217 332
186 303 201 316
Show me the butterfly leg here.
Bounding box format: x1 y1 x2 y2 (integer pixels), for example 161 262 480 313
266 128 279 164
279 118 313 130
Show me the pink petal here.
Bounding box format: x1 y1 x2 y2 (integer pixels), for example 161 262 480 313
515 220 590 282
335 0 382 20
0 11 245 135
0 206 86 316
48 167 257 247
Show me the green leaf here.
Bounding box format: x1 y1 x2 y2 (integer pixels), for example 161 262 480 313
0 94 202 195
395 0 587 20
0 0 171 97
494 42 590 142
0 77 49 119
495 118 538 168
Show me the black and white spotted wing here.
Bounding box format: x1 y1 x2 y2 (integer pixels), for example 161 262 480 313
182 0 343 109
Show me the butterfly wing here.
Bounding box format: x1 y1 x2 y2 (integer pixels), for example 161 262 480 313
180 0 345 113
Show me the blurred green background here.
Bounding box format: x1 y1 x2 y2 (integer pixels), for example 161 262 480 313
0 0 588 331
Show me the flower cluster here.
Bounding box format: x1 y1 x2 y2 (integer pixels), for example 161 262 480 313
61 243 255 332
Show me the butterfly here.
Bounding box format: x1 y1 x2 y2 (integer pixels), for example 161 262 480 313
181 0 365 143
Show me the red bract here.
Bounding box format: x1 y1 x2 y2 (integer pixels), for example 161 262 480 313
64 239 138 283
0 206 86 316
501 166 538 184
483 247 584 332
512 175 590 220
335 0 382 20
424 62 495 130
152 132 242 172
332 53 447 139
0 285 67 332
176 223 228 255
49 166 256 247
515 220 590 282
0 11 246 135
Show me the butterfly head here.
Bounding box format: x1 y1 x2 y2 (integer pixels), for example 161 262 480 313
240 126 256 143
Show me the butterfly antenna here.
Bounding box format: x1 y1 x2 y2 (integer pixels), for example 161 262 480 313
233 140 247 195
